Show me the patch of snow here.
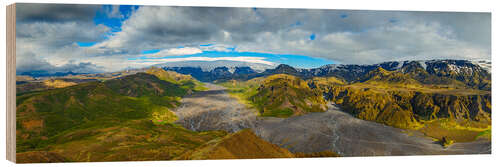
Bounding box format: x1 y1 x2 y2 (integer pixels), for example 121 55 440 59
418 60 427 70
471 59 491 73
396 61 404 69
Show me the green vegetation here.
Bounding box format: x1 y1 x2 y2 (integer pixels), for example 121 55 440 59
146 67 208 92
322 81 491 130
476 129 491 140
15 63 492 161
15 71 222 162
220 74 327 118
419 120 488 143
310 67 491 143
16 73 187 152
219 66 490 144
218 78 263 108
17 70 331 162
362 67 421 86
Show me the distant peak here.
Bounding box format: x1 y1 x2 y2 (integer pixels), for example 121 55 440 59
276 64 294 68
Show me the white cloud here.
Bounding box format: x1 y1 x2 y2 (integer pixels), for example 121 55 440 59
132 56 275 66
200 44 235 52
149 47 203 57
235 20 490 64
107 5 124 19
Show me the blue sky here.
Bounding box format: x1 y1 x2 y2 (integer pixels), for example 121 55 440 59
93 5 139 32
16 4 491 74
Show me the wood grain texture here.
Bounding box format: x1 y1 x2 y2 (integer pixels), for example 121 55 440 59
6 3 16 163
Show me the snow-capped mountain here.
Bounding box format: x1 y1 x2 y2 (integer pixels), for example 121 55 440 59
471 59 491 72
154 60 275 73
160 59 490 90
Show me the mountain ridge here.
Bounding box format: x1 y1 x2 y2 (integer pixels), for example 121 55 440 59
163 59 490 91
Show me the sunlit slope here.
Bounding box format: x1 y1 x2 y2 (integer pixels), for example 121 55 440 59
220 74 327 118
16 73 188 152
312 67 491 143
177 129 295 160
317 67 491 128
146 67 208 91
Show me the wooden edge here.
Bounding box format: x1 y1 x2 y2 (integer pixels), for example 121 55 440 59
6 3 16 163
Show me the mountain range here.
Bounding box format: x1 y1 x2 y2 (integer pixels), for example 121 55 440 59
15 59 491 162
164 59 491 90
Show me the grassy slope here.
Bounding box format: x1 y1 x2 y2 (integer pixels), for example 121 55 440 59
17 73 186 150
146 67 208 92
219 77 264 109
220 74 327 118
418 119 490 143
15 71 227 162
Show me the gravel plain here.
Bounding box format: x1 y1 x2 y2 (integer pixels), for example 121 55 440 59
173 83 491 156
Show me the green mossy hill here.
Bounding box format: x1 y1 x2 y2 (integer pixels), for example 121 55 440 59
176 129 295 160
145 67 208 91
103 73 187 97
324 85 491 129
251 74 327 118
218 78 265 108
307 76 345 91
362 67 421 86
16 73 190 153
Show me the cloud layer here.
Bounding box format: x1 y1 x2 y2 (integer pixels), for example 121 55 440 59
16 4 491 74
135 56 274 66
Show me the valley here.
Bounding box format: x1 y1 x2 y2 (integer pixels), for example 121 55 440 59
15 59 492 162
173 82 491 156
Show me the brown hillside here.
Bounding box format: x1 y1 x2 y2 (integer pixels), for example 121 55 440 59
177 129 295 160
16 151 67 163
